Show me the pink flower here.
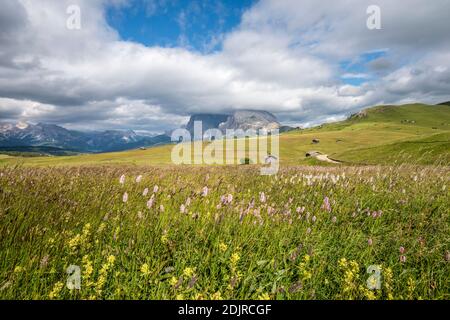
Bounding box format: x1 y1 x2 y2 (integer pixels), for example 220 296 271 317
321 197 331 212
201 186 209 197
147 196 154 209
143 188 149 196
368 238 373 246
400 255 407 263
122 192 128 203
119 174 126 185
135 175 142 183
399 246 405 254
296 207 305 214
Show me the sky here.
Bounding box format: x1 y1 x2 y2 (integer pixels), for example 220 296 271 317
1 0 450 133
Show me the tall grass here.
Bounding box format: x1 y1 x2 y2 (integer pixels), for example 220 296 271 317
0 165 448 300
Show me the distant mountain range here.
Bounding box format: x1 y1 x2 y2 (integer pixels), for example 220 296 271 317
0 122 170 154
0 110 295 155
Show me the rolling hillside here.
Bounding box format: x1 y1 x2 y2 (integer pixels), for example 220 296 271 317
1 103 449 167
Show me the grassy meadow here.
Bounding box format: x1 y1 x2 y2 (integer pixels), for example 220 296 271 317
0 104 449 300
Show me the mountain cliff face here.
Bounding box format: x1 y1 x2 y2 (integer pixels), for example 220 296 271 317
185 114 229 137
184 110 282 137
219 110 280 132
0 122 170 153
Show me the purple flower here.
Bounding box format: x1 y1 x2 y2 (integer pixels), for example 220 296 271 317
147 196 155 209
321 197 331 212
296 207 305 214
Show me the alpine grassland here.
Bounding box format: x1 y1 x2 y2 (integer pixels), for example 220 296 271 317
0 104 449 300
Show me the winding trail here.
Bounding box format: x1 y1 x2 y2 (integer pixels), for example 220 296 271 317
315 154 341 164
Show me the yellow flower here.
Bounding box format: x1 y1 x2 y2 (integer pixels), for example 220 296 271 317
48 281 64 299
231 253 240 265
107 255 116 265
303 254 310 263
161 234 169 244
176 294 184 300
82 255 94 287
97 223 106 233
183 267 195 278
338 258 348 268
211 291 223 300
140 263 150 276
169 276 179 287
14 266 23 273
258 293 271 300
219 242 228 252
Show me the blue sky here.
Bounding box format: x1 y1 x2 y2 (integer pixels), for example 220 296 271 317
1 0 450 132
106 0 256 52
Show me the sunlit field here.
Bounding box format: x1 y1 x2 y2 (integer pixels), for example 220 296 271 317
1 164 448 300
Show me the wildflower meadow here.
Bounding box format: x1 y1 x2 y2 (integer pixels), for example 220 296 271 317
0 165 448 300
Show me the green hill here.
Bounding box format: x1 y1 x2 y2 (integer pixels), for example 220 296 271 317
1 103 449 167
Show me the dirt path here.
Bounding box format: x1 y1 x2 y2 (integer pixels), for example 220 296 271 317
315 154 341 164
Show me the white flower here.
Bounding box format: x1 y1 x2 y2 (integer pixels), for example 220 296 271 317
136 175 143 183
119 175 126 185
153 185 159 193
122 192 129 203
202 186 209 197
143 188 149 196
259 192 266 203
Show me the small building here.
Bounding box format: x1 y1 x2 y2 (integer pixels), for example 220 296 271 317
265 154 278 164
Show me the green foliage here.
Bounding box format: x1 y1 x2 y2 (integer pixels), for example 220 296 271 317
0 165 448 300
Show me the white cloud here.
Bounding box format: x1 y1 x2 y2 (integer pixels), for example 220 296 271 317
0 0 450 132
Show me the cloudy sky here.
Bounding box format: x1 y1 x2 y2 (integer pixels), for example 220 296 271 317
1 0 450 133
